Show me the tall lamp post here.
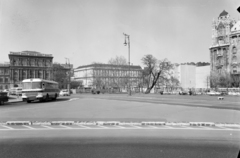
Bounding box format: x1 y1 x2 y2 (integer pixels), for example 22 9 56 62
65 58 71 93
123 33 131 96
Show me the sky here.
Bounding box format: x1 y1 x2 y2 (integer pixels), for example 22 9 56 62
0 0 240 68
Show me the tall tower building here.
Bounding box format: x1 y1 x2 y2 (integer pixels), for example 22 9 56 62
210 10 240 76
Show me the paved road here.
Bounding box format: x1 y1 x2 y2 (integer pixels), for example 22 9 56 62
0 94 239 123
1 126 240 158
0 94 240 158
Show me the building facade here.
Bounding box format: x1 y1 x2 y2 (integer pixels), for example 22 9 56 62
173 64 210 90
210 10 240 76
74 63 143 90
8 51 53 87
0 63 10 90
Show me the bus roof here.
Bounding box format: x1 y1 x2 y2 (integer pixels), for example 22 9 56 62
22 78 58 84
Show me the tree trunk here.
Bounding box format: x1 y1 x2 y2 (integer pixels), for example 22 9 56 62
145 72 161 94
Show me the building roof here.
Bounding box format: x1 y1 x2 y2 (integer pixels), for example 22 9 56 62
219 10 228 17
231 20 240 32
9 51 53 58
75 63 142 70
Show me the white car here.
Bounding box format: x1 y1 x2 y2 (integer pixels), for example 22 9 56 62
60 90 70 96
208 91 221 96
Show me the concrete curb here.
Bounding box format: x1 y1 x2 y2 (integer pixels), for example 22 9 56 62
0 121 240 128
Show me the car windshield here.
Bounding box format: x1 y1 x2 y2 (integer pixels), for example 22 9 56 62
1 1 240 157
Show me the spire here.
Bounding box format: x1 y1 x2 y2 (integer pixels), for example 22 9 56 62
219 10 228 17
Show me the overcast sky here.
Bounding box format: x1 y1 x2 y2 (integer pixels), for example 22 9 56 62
0 0 240 68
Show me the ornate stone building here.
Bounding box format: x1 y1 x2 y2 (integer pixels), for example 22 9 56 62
210 10 240 75
0 63 10 90
8 51 53 87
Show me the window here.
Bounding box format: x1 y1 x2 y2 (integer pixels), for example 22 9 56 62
0 78 3 83
233 66 237 73
232 47 237 54
4 69 9 75
22 82 42 89
232 56 237 63
5 77 8 83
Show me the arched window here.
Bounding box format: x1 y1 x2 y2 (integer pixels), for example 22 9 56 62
232 47 237 54
233 66 237 73
232 56 237 63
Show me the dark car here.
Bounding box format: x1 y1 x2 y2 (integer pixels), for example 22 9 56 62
0 92 8 105
91 89 100 94
179 91 188 95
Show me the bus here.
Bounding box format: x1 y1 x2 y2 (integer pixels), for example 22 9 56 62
22 78 60 103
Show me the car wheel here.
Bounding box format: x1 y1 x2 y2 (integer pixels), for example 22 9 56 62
27 100 31 103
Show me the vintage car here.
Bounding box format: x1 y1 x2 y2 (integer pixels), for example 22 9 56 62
0 92 8 105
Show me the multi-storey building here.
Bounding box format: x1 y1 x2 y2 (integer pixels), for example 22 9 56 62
172 64 210 90
0 63 10 90
8 51 53 87
210 10 240 76
74 63 143 90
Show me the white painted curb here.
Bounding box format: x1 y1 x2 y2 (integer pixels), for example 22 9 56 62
6 121 31 125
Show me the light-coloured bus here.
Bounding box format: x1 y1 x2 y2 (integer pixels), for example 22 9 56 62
22 78 60 103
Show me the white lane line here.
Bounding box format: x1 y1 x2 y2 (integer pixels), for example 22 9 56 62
76 125 91 128
68 98 79 102
97 125 108 128
59 125 72 129
1 125 14 129
164 126 174 129
129 125 142 128
41 125 54 129
22 125 35 129
147 126 159 129
114 125 126 129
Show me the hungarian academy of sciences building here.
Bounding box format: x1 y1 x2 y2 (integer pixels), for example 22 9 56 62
210 10 240 75
0 51 53 89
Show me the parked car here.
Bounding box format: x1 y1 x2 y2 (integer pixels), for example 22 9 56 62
163 91 171 95
179 91 188 95
60 89 70 96
0 92 8 105
15 87 22 96
208 91 221 96
91 89 100 94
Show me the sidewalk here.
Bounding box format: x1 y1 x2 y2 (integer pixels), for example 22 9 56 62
8 95 23 103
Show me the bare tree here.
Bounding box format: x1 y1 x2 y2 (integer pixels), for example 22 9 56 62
142 54 173 94
108 56 127 65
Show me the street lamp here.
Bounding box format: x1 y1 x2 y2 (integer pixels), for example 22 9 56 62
65 58 71 93
123 33 131 96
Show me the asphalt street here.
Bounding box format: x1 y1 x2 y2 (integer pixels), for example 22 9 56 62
1 127 240 158
0 93 239 123
0 93 240 158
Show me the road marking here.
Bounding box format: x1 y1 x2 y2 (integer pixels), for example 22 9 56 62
59 125 72 129
114 125 125 128
129 125 142 128
1 125 14 129
68 98 79 102
22 125 35 129
148 126 159 129
76 125 91 128
41 125 54 129
97 125 108 128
